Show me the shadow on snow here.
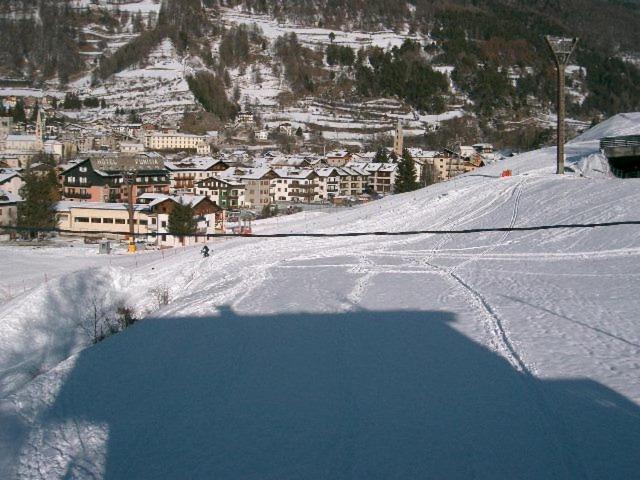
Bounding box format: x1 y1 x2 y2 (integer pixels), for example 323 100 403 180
5 307 640 479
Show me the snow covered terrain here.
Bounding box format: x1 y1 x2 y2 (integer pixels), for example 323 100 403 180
68 39 197 125
1 113 640 478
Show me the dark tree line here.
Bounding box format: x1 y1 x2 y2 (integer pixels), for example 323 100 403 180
326 44 355 67
274 33 317 94
186 71 238 121
355 40 449 113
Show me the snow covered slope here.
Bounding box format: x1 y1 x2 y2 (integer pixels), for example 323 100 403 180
1 114 640 478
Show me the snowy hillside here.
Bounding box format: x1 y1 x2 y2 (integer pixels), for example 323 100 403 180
68 39 197 124
1 114 640 478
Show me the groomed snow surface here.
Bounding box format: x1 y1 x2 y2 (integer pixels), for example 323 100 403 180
1 114 640 478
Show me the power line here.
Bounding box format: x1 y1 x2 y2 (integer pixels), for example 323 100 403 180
2 220 640 239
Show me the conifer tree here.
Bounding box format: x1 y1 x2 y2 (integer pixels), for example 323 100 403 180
168 200 197 239
394 148 420 194
374 147 388 163
17 169 60 239
12 100 26 123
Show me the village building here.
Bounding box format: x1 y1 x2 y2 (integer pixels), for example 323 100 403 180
359 163 398 195
112 123 143 139
119 141 146 154
144 132 208 152
278 122 294 136
138 193 225 244
431 150 468 182
255 129 269 141
43 139 65 158
315 167 342 202
55 201 153 237
2 109 45 158
325 150 353 167
60 154 170 203
194 177 246 210
336 166 369 197
0 190 21 231
0 169 23 196
271 168 322 203
165 156 230 194
233 168 279 208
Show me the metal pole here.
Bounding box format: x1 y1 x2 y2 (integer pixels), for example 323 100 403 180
545 36 578 176
556 61 566 175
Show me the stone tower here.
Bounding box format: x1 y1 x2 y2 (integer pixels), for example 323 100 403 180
35 108 45 149
393 119 403 157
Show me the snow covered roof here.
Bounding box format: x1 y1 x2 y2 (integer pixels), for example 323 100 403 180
235 167 276 180
147 132 206 138
0 170 21 183
352 163 397 173
6 134 38 142
55 201 150 213
138 192 213 209
326 150 350 158
165 157 224 171
340 165 370 176
0 189 21 203
272 168 317 179
315 167 338 177
407 148 439 159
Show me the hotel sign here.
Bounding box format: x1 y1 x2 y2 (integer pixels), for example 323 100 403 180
91 155 164 172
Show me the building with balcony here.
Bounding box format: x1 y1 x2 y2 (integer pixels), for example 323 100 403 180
271 168 321 203
165 157 230 194
60 154 170 203
194 177 246 210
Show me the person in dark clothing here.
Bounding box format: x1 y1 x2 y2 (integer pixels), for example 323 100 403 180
201 245 210 258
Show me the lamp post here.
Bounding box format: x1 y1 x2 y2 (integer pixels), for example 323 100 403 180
545 35 579 175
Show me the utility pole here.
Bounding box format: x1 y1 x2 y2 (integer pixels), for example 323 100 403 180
545 36 579 175
123 170 136 252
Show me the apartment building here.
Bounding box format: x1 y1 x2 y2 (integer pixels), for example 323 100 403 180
60 154 170 203
194 177 246 210
145 133 207 152
271 168 321 203
165 157 230 194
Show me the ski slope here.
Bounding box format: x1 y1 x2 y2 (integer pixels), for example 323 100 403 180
1 114 640 478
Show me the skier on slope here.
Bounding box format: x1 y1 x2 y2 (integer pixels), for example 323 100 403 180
201 245 210 258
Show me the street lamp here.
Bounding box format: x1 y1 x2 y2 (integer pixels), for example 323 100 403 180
545 35 579 175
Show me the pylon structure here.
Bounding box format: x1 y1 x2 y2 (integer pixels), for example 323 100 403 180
545 35 579 175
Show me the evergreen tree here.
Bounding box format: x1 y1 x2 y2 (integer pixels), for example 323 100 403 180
167 200 197 239
17 170 59 239
12 100 26 123
374 147 388 163
30 102 39 122
394 149 419 194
